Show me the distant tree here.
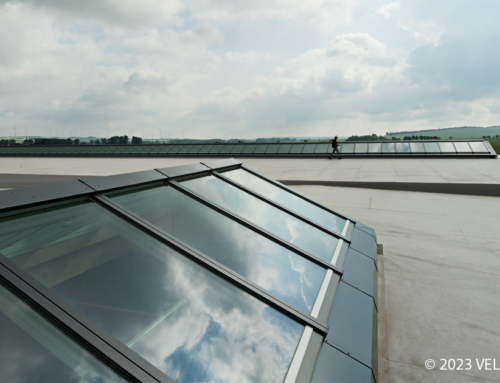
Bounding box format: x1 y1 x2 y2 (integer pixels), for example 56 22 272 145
89 140 94 145
496 135 499 138
131 136 143 144
483 136 487 139
487 135 491 138
101 138 107 144
95 139 101 145
449 136 453 139
74 139 80 145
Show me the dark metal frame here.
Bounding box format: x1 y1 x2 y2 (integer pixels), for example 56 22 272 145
0 159 363 382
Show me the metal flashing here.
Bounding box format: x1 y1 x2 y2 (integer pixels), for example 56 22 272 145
156 163 210 178
0 180 93 212
200 158 242 170
81 169 167 192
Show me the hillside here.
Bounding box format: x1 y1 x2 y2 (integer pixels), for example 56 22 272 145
386 126 500 139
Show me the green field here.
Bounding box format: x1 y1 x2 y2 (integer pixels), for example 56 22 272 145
487 139 500 154
387 126 500 139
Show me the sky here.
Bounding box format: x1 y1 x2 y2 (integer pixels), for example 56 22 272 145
0 0 499 139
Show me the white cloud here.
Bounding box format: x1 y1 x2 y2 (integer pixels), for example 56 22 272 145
224 51 273 65
188 0 354 30
377 1 400 19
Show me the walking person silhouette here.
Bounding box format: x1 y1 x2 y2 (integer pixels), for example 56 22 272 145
328 136 341 159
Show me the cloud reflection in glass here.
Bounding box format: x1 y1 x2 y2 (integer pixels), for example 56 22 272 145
0 202 304 383
180 175 339 262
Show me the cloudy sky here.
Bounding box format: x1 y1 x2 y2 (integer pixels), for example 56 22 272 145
0 0 498 139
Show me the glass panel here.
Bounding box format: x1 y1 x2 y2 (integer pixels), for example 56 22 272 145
289 144 304 154
277 144 292 154
178 145 194 154
197 145 212 153
219 145 235 154
181 175 339 262
468 141 488 153
438 142 456 153
381 143 396 153
409 142 425 153
354 143 367 153
223 169 346 234
157 145 175 153
169 145 184 154
230 145 245 154
368 143 382 153
187 145 203 154
208 145 224 154
0 282 123 383
453 142 472 152
396 143 410 153
302 144 316 154
0 201 303 383
110 186 325 313
242 144 257 154
253 145 268 154
340 143 354 153
265 144 280 154
424 142 440 153
314 144 330 153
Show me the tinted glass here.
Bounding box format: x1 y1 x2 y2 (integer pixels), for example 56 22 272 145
438 142 456 153
468 141 488 153
230 145 245 154
242 145 257 153
424 142 440 153
0 282 123 383
453 142 472 152
110 185 324 313
289 144 304 154
219 145 235 154
396 143 410 153
409 142 425 152
340 143 354 153
223 169 346 233
265 144 281 153
354 143 367 153
208 145 224 154
253 145 267 154
0 202 303 383
302 144 316 154
315 144 330 153
178 145 194 154
277 144 292 154
187 145 203 154
169 145 184 154
197 145 212 153
158 145 174 153
181 175 339 262
368 143 382 153
382 143 396 153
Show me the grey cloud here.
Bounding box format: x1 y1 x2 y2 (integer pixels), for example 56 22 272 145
0 0 182 28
